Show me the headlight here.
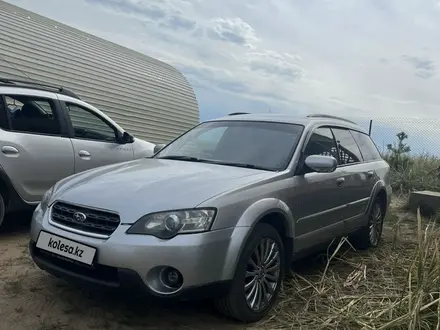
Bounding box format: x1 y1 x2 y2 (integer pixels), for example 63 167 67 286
40 186 54 212
126 208 216 239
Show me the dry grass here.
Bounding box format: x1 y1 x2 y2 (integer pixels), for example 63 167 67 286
259 206 440 330
385 153 440 195
0 202 439 330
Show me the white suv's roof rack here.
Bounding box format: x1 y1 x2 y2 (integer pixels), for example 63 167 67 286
228 112 251 116
306 113 357 125
0 77 81 100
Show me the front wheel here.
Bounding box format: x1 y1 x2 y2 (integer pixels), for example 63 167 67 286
214 223 285 323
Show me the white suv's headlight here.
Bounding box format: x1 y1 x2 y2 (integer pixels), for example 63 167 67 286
126 209 216 239
40 186 54 212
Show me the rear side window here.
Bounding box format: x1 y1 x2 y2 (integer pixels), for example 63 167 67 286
2 95 60 135
351 130 382 161
331 128 362 165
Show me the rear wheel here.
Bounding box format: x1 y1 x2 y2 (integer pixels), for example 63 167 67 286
214 223 285 323
0 193 5 229
350 197 384 250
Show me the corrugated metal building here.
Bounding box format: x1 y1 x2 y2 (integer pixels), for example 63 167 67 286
0 1 199 144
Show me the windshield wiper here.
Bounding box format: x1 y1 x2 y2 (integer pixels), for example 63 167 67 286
157 155 208 162
157 156 273 171
207 160 273 171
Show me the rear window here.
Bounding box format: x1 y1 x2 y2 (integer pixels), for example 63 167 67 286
350 130 382 161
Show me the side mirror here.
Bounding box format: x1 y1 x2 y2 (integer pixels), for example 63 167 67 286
154 143 166 154
118 131 134 144
304 155 337 173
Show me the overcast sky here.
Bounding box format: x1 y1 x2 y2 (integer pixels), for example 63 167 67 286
8 0 440 123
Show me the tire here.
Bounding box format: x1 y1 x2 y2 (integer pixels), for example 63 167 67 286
214 223 285 323
0 193 5 229
350 196 384 250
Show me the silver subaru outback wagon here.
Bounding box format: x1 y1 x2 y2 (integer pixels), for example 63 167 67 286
29 113 391 323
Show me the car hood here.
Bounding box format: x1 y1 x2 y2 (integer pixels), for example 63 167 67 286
52 159 273 224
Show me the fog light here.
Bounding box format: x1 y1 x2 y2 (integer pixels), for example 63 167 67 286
146 265 184 295
159 267 183 289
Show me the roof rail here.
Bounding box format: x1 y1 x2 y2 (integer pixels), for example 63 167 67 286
306 113 357 125
228 112 250 116
0 77 81 99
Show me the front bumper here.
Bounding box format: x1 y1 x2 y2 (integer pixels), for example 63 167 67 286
29 205 248 299
29 241 231 300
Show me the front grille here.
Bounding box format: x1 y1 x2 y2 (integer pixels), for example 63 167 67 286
51 201 120 236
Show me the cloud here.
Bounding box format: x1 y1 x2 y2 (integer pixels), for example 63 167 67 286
163 15 196 30
7 0 440 128
244 50 303 79
85 0 167 20
205 17 259 47
402 55 436 79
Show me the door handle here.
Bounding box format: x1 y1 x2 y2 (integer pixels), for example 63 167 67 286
1 146 19 156
78 150 91 158
336 177 345 187
367 170 374 178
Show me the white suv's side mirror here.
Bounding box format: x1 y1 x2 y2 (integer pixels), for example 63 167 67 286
118 131 134 144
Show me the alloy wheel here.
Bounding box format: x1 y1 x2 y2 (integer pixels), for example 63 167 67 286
369 202 383 246
244 238 281 311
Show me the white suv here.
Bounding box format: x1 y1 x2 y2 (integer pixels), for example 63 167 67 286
0 78 155 227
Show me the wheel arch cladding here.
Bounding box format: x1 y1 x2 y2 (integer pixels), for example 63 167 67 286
0 179 8 207
0 167 14 208
367 180 387 215
258 211 294 268
376 188 387 214
235 198 295 237
221 198 294 281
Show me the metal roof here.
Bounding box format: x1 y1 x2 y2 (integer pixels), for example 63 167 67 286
0 1 199 143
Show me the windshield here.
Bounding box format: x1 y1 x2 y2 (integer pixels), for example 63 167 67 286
154 120 304 171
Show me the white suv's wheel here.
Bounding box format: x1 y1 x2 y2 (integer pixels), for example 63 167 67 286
0 194 5 229
214 223 285 323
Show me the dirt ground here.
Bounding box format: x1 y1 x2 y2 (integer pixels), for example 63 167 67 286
0 201 413 330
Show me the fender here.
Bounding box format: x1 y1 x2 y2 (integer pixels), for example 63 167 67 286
220 198 295 281
0 165 34 212
365 180 389 215
235 198 295 237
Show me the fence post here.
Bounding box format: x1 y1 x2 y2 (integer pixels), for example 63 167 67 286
368 119 373 136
